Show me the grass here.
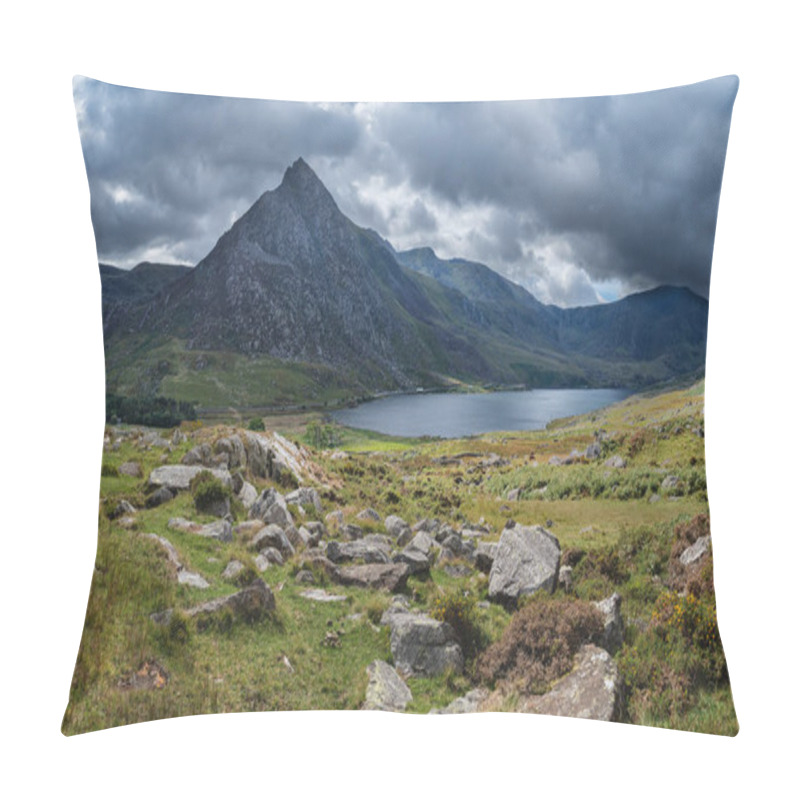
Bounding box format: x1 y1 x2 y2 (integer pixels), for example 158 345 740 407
64 380 737 735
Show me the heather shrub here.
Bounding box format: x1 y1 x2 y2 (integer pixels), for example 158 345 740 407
190 470 231 514
476 596 604 694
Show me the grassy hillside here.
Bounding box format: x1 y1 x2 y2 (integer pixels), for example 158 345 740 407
63 382 736 735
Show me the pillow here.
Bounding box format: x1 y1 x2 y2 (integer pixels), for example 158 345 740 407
63 75 738 735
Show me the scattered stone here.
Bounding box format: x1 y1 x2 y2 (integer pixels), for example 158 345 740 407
322 631 341 648
326 539 390 564
325 510 344 530
679 535 711 567
585 442 602 460
649 494 661 504
181 443 213 466
111 499 137 519
222 560 245 581
185 579 275 628
364 660 413 711
480 453 508 468
149 464 232 492
386 613 464 677
285 487 324 513
168 517 233 542
661 475 680 490
506 487 521 502
294 569 316 584
255 547 284 571
558 565 574 593
549 456 564 466
443 564 473 578
249 488 294 529
604 455 627 469
333 563 410 592
488 524 561 606
251 524 295 558
142 533 209 588
474 541 498 574
518 645 620 722
356 507 381 522
234 519 265 539
302 520 327 545
118 461 142 477
238 481 258 510
178 570 211 589
343 523 364 540
429 688 488 714
145 486 174 508
214 435 246 469
171 429 187 446
593 593 624 654
300 588 348 603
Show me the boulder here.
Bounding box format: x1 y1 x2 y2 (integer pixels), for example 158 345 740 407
285 487 324 513
238 481 258 510
300 588 348 603
251 524 295 558
186 579 275 627
585 442 602 460
142 533 209 589
506 487 521 502
234 519 265 539
558 565 574 593
333 563 410 592
593 593 624 654
326 539 390 564
387 613 464 677
181 443 213 466
222 560 245 581
249 488 294 529
149 464 232 492
474 541 498 574
167 517 232 542
364 660 412 712
661 475 680 490
356 507 381 522
604 455 627 469
303 520 327 544
255 548 284 571
518 645 620 722
145 486 174 508
325 510 344 530
118 461 142 477
679 535 711 566
111 499 137 519
488 524 561 605
214 435 246 469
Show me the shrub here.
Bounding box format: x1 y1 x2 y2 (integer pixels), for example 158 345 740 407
476 596 604 694
430 589 483 660
101 463 119 477
247 417 265 431
190 470 232 514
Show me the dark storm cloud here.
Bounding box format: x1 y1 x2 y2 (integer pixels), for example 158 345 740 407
74 76 737 303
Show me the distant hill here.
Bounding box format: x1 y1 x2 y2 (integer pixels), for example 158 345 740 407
102 159 708 406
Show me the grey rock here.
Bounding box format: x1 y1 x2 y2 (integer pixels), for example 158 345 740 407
149 464 232 492
585 442 602 460
286 487 324 513
333 563 410 592
178 570 210 589
167 517 232 542
429 688 488 714
343 523 364 540
294 569 316 584
384 514 410 540
214 435 246 469
249 488 294 529
145 486 174 508
181 443 213 466
558 564 574 593
649 494 661 504
661 475 680 490
238 481 258 510
234 519 265 539
118 461 142 477
326 539 390 564
364 660 412 712
488 524 561 605
387 613 464 677
604 455 627 469
474 541 498 574
112 499 137 518
251 524 295 558
302 520 327 544
519 645 620 722
255 547 285 571
222 560 245 580
300 588 348 603
679 535 711 566
593 593 624 654
356 507 381 522
186 579 275 627
325 510 344 530
506 487 521 502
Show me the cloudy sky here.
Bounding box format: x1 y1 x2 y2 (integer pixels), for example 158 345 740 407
74 75 737 306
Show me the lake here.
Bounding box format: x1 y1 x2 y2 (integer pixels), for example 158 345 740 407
331 387 632 438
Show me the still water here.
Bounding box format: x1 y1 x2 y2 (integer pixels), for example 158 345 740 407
331 388 632 438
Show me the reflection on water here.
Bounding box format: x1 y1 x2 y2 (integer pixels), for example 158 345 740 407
331 388 632 438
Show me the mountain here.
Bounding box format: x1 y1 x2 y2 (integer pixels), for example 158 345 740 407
103 159 708 406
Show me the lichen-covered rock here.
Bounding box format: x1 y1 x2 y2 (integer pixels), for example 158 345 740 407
186 579 275 628
285 487 323 513
429 688 488 714
238 481 258 510
364 660 412 711
249 488 294 529
118 461 142 477
518 645 620 722
149 464 232 492
680 535 710 566
356 507 381 522
222 560 245 580
488 524 560 605
255 547 284 571
333 563 410 592
251 524 295 558
387 613 464 677
214 435 246 469
593 593 624 654
167 517 232 542
604 455 626 469
326 539 390 564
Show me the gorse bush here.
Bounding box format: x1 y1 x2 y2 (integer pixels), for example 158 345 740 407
430 589 483 660
477 596 604 694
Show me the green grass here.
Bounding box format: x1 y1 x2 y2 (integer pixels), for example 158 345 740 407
64 380 737 734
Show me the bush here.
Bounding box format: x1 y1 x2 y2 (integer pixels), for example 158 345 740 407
476 596 604 694
247 417 265 431
100 463 119 477
190 470 232 514
430 589 483 660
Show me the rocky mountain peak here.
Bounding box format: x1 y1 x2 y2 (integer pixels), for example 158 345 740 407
277 157 337 208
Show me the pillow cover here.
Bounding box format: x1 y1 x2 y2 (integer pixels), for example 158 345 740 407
63 75 738 735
